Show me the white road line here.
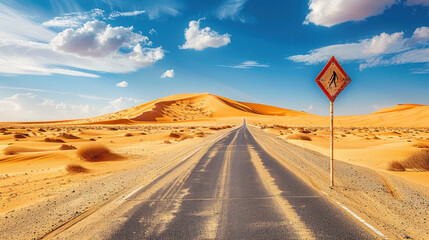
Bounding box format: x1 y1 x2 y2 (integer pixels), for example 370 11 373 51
119 129 233 203
321 191 387 239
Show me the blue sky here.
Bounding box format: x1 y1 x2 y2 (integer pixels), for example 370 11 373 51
0 0 429 121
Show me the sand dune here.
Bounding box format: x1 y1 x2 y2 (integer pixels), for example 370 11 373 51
67 93 308 124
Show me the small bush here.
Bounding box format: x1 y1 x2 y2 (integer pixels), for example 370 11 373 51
164 140 172 144
14 134 27 139
89 138 96 141
412 142 429 149
402 150 429 171
124 133 133 137
77 144 111 162
44 138 65 143
387 161 405 171
286 134 312 141
58 133 80 139
66 164 88 173
60 144 77 150
170 132 181 138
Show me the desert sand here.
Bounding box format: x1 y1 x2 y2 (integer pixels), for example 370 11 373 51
0 93 428 239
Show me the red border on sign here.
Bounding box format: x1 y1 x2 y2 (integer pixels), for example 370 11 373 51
315 56 351 102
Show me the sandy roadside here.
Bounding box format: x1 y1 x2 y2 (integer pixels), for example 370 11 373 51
248 125 429 240
0 127 235 240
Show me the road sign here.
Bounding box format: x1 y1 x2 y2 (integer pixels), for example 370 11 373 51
314 56 351 187
315 56 351 103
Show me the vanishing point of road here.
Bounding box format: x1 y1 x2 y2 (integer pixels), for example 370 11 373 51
107 120 375 239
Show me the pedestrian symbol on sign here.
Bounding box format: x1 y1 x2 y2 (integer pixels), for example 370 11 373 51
329 71 337 87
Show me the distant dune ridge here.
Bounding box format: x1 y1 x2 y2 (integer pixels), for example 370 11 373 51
72 93 309 124
5 93 429 128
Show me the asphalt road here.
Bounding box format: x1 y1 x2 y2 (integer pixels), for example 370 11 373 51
109 122 375 239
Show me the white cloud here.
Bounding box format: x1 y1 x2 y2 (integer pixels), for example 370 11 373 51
0 3 56 42
51 20 148 58
146 5 179 19
42 8 104 28
149 28 157 35
161 69 175 78
0 5 165 78
116 81 128 87
304 104 313 112
304 0 398 27
0 92 143 121
288 26 429 71
0 93 94 121
109 10 146 19
220 60 269 69
100 97 143 114
0 86 110 100
215 0 248 22
406 0 429 6
180 18 231 51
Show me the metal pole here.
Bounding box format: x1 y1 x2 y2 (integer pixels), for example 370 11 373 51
330 101 334 187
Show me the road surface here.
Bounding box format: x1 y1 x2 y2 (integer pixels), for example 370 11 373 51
106 121 375 239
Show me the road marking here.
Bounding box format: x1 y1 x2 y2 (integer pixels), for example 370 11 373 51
119 128 234 203
320 191 387 239
248 146 315 239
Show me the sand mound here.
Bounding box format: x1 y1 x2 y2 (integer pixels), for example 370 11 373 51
3 146 45 155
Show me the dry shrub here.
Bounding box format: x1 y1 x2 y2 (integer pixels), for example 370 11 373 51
298 128 312 134
140 132 147 135
170 132 181 138
44 138 65 143
89 138 96 141
60 144 77 150
402 150 429 171
77 144 111 162
3 146 17 155
38 128 46 132
164 140 172 144
286 133 312 141
412 142 429 149
387 161 405 171
14 134 27 139
66 164 88 173
180 134 194 141
124 133 133 137
195 132 205 137
58 133 80 139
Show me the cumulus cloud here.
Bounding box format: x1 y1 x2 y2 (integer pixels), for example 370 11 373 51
220 60 269 69
180 18 231 51
116 81 128 87
215 0 248 22
109 10 146 19
128 44 165 66
0 92 143 121
100 97 143 114
0 5 165 78
51 20 148 57
161 69 175 78
42 8 104 28
406 0 429 6
288 26 429 71
304 0 398 27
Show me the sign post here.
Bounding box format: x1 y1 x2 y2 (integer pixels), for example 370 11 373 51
315 56 351 187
